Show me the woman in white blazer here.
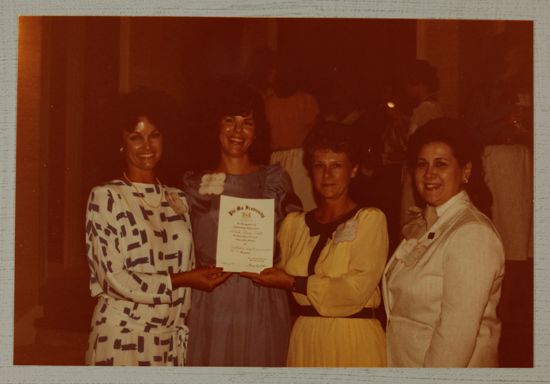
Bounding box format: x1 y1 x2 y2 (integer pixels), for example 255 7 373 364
383 117 505 367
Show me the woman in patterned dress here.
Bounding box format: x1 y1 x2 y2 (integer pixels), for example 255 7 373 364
183 80 302 366
85 89 230 366
242 121 389 367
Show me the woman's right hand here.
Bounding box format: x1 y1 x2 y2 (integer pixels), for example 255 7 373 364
171 266 232 292
240 267 294 290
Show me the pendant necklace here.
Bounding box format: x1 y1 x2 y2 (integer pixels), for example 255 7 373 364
123 172 164 208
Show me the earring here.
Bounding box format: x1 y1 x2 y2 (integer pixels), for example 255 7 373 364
119 147 124 153
463 177 469 183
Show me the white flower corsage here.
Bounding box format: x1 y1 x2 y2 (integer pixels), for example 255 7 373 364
333 219 358 244
198 172 226 195
395 238 427 267
166 192 188 215
402 206 426 240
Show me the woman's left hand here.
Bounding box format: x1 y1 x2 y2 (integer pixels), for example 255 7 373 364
240 267 294 290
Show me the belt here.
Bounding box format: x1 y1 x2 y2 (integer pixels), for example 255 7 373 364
292 304 378 319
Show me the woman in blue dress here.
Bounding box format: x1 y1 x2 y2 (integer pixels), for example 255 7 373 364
184 81 302 366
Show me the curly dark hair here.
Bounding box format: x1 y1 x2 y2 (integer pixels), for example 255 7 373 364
202 78 271 168
96 87 182 183
406 117 493 216
303 120 361 171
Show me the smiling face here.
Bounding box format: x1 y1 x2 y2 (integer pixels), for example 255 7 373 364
414 141 471 207
311 149 358 202
218 112 255 159
122 116 163 180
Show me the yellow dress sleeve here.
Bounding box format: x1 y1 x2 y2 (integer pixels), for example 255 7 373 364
275 211 301 268
306 208 389 317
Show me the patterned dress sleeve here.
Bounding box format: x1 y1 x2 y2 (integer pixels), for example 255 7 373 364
85 186 174 304
307 208 389 317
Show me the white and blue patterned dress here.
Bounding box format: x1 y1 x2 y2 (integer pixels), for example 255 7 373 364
85 180 194 366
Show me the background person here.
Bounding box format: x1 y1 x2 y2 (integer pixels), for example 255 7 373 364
266 66 320 212
398 59 446 228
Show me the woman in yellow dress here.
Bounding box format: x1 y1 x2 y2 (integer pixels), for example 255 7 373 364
242 121 388 367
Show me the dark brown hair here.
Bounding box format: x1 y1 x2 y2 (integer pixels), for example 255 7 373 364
203 78 270 167
303 120 361 170
407 117 493 216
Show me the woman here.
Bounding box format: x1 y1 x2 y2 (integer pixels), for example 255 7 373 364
242 121 389 367
383 117 505 367
85 89 230 366
183 81 302 366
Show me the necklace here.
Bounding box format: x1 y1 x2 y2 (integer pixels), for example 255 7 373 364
123 172 164 208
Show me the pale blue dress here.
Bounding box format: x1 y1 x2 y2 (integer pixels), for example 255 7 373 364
183 164 302 366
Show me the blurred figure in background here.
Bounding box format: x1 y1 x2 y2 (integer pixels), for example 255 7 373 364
404 59 444 139
465 30 532 147
266 65 320 212
398 60 445 228
464 27 533 366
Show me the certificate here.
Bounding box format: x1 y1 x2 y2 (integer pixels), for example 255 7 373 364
216 195 275 273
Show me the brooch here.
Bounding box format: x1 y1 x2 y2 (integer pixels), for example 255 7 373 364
333 219 358 244
198 172 226 195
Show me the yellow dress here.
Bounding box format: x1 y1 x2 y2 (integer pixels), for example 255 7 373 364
278 207 388 367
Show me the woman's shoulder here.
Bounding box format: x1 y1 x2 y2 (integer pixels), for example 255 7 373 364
263 163 291 187
453 205 499 236
86 181 129 212
444 205 505 265
356 206 387 223
284 210 306 223
89 180 126 197
280 210 307 234
441 199 503 249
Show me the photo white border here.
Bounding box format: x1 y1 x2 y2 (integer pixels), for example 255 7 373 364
1 1 548 383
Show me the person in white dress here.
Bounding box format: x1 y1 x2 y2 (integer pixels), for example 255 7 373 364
383 117 505 367
85 89 230 366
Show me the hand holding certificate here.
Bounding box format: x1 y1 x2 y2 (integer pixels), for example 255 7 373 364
216 195 275 273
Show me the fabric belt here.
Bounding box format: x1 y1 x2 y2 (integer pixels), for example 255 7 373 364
292 304 378 319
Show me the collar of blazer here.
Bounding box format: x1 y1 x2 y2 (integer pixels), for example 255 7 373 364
396 191 473 268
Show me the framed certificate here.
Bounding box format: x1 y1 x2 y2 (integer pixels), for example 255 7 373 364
216 195 275 273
